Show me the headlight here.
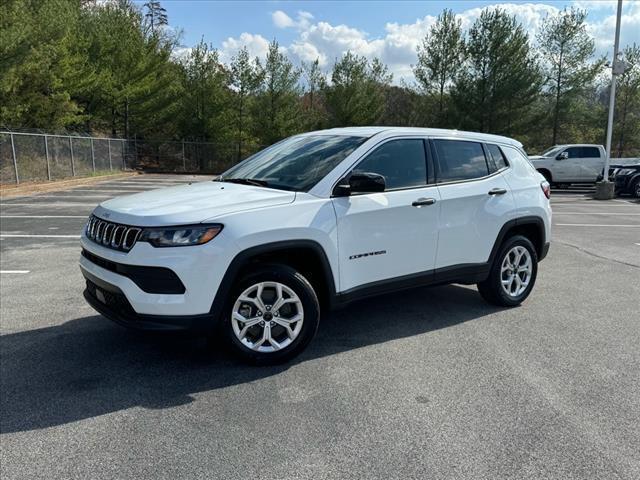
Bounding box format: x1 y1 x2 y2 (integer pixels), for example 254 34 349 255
615 168 634 176
139 224 223 247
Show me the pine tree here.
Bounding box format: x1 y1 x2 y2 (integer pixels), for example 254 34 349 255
323 52 392 126
537 7 602 145
451 8 542 136
229 47 263 158
179 39 231 143
253 40 302 145
413 9 464 126
301 58 327 130
143 1 167 34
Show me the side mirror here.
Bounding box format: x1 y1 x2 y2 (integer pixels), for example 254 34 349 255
333 172 386 196
556 151 569 160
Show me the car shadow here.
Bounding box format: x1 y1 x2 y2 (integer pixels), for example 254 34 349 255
1 284 502 434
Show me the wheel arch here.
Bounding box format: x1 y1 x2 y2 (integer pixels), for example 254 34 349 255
210 240 337 317
489 216 547 265
537 168 552 183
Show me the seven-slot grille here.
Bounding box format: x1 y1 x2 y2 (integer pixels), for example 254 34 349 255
86 215 141 252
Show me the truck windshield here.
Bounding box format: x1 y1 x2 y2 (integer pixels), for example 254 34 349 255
218 135 368 192
540 146 563 157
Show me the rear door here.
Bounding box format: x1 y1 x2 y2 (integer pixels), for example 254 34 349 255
332 138 441 292
574 146 604 182
431 138 516 269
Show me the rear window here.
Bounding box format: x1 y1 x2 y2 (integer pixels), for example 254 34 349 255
433 139 489 182
581 147 600 158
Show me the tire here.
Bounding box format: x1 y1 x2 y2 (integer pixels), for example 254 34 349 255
477 235 538 307
632 178 640 199
221 264 320 365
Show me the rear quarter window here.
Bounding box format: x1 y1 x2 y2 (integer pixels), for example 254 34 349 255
485 144 509 172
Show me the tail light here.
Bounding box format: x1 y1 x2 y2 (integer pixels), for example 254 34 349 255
540 181 551 199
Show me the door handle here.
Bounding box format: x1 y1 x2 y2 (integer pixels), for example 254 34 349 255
488 188 507 196
412 197 437 207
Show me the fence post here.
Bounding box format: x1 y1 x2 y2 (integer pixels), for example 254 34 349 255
10 133 19 184
182 140 186 172
108 139 113 171
44 135 51 181
90 137 96 172
69 137 76 177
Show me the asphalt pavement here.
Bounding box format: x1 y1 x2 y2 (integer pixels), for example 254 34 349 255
1 177 639 480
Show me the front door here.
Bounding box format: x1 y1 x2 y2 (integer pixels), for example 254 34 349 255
332 138 440 292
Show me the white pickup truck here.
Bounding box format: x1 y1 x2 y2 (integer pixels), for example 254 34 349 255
528 144 638 185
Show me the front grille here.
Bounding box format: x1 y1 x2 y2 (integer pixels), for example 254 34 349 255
86 215 141 252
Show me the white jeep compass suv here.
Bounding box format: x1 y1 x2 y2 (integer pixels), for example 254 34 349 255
80 127 552 363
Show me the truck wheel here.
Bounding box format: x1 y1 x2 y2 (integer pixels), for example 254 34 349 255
222 264 320 364
477 235 538 307
632 178 640 199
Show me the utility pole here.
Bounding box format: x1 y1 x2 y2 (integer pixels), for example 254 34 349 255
596 0 624 200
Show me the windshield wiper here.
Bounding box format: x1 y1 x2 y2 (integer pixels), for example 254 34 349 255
217 177 269 187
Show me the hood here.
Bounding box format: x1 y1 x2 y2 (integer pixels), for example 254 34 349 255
93 181 296 226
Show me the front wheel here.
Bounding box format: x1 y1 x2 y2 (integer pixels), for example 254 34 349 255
477 235 538 307
222 264 320 364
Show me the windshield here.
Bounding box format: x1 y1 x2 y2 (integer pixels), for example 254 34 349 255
540 146 564 157
219 135 368 192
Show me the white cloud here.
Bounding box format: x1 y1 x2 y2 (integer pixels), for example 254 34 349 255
219 3 640 83
272 10 294 29
586 1 640 59
220 32 272 63
272 10 315 30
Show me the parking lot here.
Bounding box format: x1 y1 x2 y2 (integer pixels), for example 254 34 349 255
1 175 639 479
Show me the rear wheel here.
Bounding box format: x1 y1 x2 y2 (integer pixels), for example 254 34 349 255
222 264 320 364
632 178 640 199
477 235 538 307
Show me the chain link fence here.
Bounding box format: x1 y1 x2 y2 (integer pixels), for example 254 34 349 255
0 131 256 184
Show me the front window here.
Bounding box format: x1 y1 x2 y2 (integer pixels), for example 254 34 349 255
219 135 368 192
353 139 427 190
541 146 563 157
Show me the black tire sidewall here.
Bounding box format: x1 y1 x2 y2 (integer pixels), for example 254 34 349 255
222 264 320 364
491 235 538 306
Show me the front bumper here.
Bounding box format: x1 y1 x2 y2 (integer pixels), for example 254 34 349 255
83 271 215 332
80 231 238 317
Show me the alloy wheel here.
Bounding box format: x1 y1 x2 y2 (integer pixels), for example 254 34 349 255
500 246 532 298
231 281 304 353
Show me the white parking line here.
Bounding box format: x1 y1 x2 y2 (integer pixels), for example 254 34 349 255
0 270 30 274
0 215 86 218
23 195 114 199
553 212 640 215
0 234 80 238
551 202 637 207
0 203 98 207
554 223 640 227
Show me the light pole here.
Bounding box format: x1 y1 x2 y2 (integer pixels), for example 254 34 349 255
596 0 624 200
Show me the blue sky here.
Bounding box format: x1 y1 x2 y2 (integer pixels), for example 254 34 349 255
150 0 640 82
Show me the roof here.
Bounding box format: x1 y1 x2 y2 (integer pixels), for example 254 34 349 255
302 126 522 147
